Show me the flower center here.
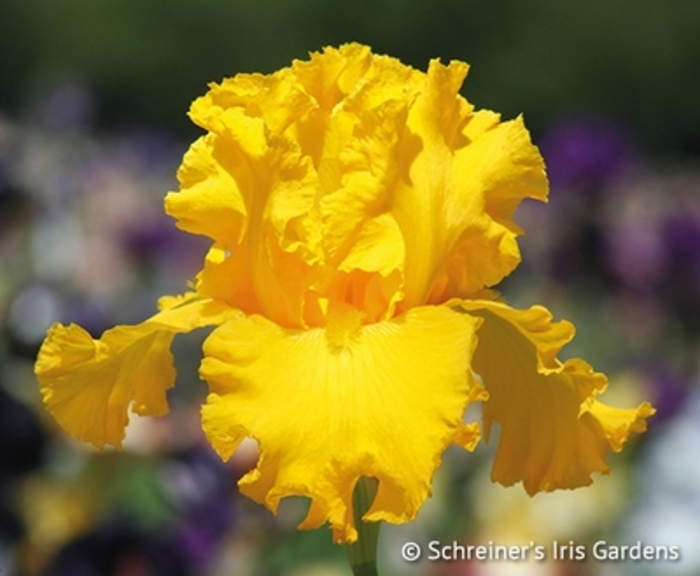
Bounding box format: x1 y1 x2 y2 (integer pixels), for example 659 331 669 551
325 304 364 353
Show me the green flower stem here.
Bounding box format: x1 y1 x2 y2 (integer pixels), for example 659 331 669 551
344 477 381 576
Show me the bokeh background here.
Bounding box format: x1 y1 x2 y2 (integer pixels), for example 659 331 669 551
1 1 700 575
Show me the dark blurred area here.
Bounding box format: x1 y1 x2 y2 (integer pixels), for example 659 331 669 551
1 0 700 157
1 2 700 575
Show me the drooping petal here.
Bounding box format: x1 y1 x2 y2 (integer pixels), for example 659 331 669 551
35 295 237 449
199 305 483 542
457 299 654 495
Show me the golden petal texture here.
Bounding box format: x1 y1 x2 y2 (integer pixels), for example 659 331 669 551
163 43 548 326
458 299 654 495
35 295 238 448
200 305 483 542
35 43 654 543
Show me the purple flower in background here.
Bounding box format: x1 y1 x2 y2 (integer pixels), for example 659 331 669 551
121 219 209 278
27 80 98 133
645 363 689 424
540 115 640 192
660 211 700 335
112 128 184 175
168 449 235 569
661 212 700 294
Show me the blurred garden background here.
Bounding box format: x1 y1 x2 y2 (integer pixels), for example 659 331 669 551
1 1 700 575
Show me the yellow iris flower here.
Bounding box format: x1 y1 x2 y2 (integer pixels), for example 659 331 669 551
35 44 654 544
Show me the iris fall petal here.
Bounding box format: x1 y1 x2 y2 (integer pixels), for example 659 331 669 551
458 299 654 494
35 295 237 448
200 305 482 542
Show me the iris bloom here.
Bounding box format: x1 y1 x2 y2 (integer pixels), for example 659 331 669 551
35 44 653 544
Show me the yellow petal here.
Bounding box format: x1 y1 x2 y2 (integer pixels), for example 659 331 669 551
35 295 237 449
194 67 315 136
393 58 547 308
291 43 373 111
427 115 548 303
165 134 248 247
316 100 407 276
166 78 320 327
194 244 263 316
165 45 547 328
199 305 483 542
458 299 654 495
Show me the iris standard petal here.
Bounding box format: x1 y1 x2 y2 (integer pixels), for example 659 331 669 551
458 299 654 495
165 75 320 327
199 305 483 542
393 61 548 309
165 44 548 328
425 115 548 304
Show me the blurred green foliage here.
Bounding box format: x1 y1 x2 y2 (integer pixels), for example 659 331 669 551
2 0 699 155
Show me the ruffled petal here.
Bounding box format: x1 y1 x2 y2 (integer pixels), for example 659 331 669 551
165 45 548 329
165 134 248 247
199 305 483 542
393 59 547 308
165 70 320 328
457 299 655 495
426 115 548 303
35 295 237 449
291 43 373 111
